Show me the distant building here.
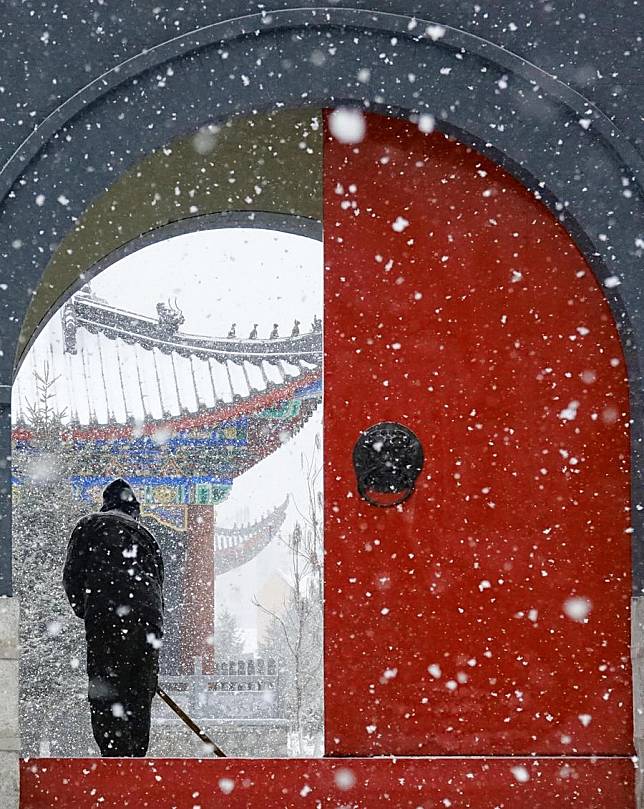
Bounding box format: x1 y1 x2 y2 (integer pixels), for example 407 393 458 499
256 569 292 646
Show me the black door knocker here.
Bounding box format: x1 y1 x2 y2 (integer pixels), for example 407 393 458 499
353 422 424 507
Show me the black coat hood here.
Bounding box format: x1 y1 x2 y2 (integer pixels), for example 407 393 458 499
100 478 141 518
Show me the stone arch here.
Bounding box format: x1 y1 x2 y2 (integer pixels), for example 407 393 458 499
1 11 642 595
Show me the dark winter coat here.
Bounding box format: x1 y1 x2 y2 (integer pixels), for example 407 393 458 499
63 509 164 632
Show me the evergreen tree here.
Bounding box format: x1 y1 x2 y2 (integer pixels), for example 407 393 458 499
213 607 246 661
13 364 92 755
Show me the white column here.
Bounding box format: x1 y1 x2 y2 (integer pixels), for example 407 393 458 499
0 597 19 809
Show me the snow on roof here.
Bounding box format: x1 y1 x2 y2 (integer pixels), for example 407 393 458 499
13 293 322 428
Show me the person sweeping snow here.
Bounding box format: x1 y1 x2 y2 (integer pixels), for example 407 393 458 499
63 478 164 757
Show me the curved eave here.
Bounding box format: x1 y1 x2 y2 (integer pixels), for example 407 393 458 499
13 370 321 443
215 496 289 574
74 297 322 364
215 497 289 547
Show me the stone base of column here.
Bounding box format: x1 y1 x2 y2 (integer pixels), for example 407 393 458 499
632 597 644 808
0 597 19 809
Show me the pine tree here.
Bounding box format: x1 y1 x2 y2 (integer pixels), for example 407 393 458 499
213 607 246 661
13 363 91 755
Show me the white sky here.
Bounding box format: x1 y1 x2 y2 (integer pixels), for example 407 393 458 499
216 406 322 648
90 227 322 340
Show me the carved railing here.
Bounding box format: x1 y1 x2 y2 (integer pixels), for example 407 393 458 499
157 656 282 720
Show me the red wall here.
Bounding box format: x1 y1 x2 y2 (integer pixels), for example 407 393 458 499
323 113 632 757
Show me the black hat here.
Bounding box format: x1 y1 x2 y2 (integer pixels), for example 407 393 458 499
101 478 140 516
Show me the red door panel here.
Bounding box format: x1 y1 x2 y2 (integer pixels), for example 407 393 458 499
323 112 632 756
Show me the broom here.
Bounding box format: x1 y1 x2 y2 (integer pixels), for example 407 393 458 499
156 685 227 757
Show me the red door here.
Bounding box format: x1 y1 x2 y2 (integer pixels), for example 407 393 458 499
324 112 632 758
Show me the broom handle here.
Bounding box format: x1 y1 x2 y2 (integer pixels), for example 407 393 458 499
156 685 227 757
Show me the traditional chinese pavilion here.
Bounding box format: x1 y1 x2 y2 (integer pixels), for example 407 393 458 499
13 287 322 673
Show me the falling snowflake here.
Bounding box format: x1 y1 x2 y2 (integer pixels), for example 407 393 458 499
335 768 356 790
392 216 410 232
559 401 580 421
425 24 446 40
418 114 435 134
511 765 530 783
218 778 235 794
329 108 366 144
563 597 592 622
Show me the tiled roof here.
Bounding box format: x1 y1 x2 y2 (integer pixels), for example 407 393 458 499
13 292 322 428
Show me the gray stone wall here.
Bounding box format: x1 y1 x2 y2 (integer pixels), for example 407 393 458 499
0 597 19 809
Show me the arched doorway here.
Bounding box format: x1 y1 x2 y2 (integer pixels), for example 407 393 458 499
19 108 636 806
13 223 324 758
